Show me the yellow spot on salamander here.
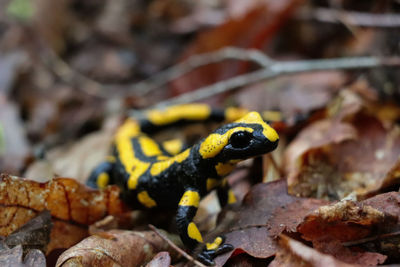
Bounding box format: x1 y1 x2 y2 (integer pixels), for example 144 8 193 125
206 236 223 250
206 178 220 191
138 136 162 157
137 191 157 208
235 112 278 142
188 222 203 243
162 139 183 155
228 190 237 204
150 149 190 176
97 172 109 189
262 110 282 122
179 190 200 207
215 162 235 177
147 104 211 125
199 127 254 159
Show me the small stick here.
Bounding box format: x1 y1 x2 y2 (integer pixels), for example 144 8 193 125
42 45 400 103
297 7 400 28
148 224 207 267
152 56 400 108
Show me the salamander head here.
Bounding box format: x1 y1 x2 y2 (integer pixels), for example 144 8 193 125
199 112 279 161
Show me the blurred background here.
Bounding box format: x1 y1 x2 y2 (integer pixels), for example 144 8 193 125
1 0 400 181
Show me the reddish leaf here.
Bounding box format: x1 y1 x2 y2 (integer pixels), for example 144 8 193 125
214 180 327 265
285 90 400 199
170 0 304 97
297 201 386 242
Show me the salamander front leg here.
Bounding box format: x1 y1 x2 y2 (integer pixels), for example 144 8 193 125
176 189 233 265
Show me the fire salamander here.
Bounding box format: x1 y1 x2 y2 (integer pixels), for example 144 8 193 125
87 104 279 265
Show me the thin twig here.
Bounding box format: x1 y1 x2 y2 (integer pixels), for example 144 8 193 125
148 224 207 267
298 7 400 27
152 56 400 108
131 47 273 96
43 45 400 105
42 46 271 98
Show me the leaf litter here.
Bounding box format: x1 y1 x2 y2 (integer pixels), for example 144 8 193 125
1 0 400 266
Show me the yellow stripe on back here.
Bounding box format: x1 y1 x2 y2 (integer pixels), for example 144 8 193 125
147 104 211 125
150 149 190 176
115 119 150 190
225 107 249 122
162 139 183 155
138 136 162 157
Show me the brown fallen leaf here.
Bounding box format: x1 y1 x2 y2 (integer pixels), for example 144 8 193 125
47 220 88 254
297 200 386 242
56 230 180 267
0 245 46 267
297 192 400 264
145 252 171 267
269 235 357 267
285 90 400 199
0 173 127 230
214 180 327 266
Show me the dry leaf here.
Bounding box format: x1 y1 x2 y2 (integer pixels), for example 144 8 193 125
146 252 171 267
56 230 180 267
214 180 327 265
0 245 46 267
0 174 127 230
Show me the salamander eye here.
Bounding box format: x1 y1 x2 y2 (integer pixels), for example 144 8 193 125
230 131 252 148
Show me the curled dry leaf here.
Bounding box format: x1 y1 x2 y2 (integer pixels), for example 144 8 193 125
56 230 179 267
296 192 400 264
214 180 327 266
0 245 46 267
0 174 127 236
285 90 400 199
297 200 385 242
269 235 356 267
